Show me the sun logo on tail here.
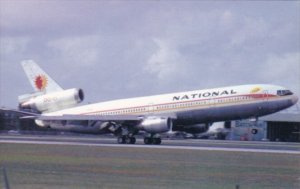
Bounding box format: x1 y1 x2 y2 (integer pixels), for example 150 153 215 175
35 75 48 91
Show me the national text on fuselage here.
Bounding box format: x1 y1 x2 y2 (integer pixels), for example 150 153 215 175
173 90 237 101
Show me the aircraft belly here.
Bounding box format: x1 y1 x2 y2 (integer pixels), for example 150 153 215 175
49 121 108 134
266 98 295 113
46 98 293 133
174 100 284 125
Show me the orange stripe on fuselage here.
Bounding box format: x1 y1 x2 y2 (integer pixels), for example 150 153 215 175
80 93 281 116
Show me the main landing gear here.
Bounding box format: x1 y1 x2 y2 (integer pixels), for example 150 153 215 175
117 136 136 144
144 134 162 145
144 137 161 145
116 135 162 145
115 125 162 145
116 126 137 144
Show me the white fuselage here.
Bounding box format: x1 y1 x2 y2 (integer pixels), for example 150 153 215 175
44 84 298 132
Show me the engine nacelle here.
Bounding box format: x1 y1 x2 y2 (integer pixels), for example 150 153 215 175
35 119 49 127
138 117 171 133
19 88 84 113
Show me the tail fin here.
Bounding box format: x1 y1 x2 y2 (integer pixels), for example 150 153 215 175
21 60 63 93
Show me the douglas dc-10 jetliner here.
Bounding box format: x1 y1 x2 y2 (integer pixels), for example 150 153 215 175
12 60 299 144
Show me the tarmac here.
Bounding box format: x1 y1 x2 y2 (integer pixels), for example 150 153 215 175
1 134 299 154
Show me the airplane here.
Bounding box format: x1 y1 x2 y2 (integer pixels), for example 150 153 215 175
193 122 231 140
8 60 299 145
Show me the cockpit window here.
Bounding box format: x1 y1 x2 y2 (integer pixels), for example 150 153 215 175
277 90 293 96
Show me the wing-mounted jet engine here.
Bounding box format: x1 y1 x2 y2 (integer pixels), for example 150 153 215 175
137 117 171 133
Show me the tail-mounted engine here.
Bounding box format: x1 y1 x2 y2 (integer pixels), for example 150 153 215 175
18 88 84 113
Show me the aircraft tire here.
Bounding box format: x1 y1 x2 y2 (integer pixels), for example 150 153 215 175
153 138 161 145
117 136 125 144
144 137 161 145
144 137 153 145
130 137 136 144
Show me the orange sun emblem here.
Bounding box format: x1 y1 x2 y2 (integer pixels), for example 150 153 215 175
35 75 48 91
251 87 261 93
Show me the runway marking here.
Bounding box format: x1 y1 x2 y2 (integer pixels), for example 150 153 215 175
1 140 299 155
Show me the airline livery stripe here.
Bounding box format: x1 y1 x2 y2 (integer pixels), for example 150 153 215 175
80 93 280 116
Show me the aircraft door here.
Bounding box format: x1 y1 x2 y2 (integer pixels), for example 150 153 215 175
209 98 216 107
262 90 269 101
148 102 154 114
258 90 269 115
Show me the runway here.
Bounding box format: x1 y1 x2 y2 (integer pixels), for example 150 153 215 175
1 134 299 154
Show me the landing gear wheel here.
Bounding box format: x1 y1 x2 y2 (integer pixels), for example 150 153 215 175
144 137 153 145
125 137 136 144
153 138 161 145
144 137 161 145
125 137 131 144
117 136 125 144
118 136 136 144
130 137 136 144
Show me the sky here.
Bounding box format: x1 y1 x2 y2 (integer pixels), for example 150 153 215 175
0 0 299 108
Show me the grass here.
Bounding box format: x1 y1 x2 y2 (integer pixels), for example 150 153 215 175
0 143 299 189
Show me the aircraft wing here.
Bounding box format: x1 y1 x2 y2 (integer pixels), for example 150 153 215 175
1 107 143 122
29 114 144 122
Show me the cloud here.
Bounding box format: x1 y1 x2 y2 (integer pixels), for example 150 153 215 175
0 1 299 107
229 17 269 47
0 37 30 55
219 10 234 29
47 36 102 66
261 52 300 94
264 52 300 77
144 39 187 81
0 1 93 35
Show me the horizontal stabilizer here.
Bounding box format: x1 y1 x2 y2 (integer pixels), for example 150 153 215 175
0 107 40 117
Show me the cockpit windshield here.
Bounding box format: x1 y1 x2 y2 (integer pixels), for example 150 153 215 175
277 90 293 96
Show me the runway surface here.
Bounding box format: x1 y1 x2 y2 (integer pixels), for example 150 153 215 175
1 134 299 154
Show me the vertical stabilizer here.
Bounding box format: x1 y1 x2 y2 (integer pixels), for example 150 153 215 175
21 60 63 93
